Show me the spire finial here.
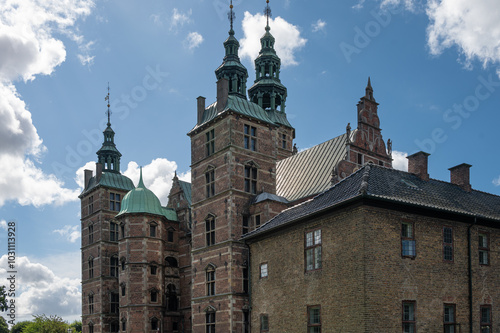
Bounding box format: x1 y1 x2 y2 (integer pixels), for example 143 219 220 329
365 76 374 100
264 0 272 30
105 83 111 127
367 77 372 89
138 166 145 188
228 0 235 33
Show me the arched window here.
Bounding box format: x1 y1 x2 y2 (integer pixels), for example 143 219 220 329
149 222 158 237
206 265 216 296
151 317 159 331
206 215 215 246
205 307 216 333
88 322 94 333
151 289 158 303
205 166 215 198
167 284 178 311
121 318 126 331
88 292 94 314
88 256 94 279
165 257 178 268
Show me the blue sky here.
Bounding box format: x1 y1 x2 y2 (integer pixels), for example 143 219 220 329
0 0 499 324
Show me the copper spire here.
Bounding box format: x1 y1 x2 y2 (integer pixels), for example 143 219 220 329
105 83 111 127
228 0 235 32
264 0 272 29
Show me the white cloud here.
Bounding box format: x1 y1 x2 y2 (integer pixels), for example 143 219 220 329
0 1 93 208
240 12 307 67
0 220 6 230
426 0 500 71
380 0 420 12
53 225 80 243
170 8 192 31
392 150 408 171
75 161 97 190
312 19 327 33
493 176 500 186
184 32 204 50
0 255 81 322
353 0 366 10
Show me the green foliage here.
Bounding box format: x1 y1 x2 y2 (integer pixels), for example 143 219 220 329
0 316 9 333
0 286 7 312
69 320 82 332
22 315 68 333
10 321 30 333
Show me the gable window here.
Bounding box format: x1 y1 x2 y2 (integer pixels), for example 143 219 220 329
168 229 174 242
401 222 416 257
151 290 158 303
260 314 269 332
88 257 94 279
444 304 456 333
206 216 215 246
206 129 215 157
479 233 489 265
121 319 126 331
110 193 121 211
443 227 453 262
305 229 322 271
150 223 157 237
244 124 257 151
151 265 157 275
260 263 268 278
206 167 215 198
206 310 216 333
110 256 119 277
110 222 118 242
206 265 216 296
308 306 321 333
481 305 491 333
88 195 94 215
88 224 94 244
88 293 94 314
110 292 119 314
151 318 159 331
403 301 416 333
244 164 257 194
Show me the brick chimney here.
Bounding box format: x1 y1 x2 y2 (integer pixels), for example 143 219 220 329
407 151 430 181
449 163 472 192
197 96 206 124
96 162 103 182
84 169 93 190
216 78 229 112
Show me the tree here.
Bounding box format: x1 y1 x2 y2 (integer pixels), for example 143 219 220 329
0 286 7 312
69 320 82 332
10 321 30 333
0 316 9 333
22 315 68 333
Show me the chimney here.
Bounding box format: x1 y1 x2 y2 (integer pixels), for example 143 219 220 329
449 163 472 192
407 151 430 181
197 96 206 124
84 169 93 190
96 162 103 182
216 78 229 112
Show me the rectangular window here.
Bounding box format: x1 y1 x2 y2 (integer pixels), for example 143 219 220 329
244 124 257 151
260 314 269 332
151 266 157 275
255 214 261 228
308 306 321 333
206 312 215 333
150 224 156 237
110 222 118 242
110 256 119 277
244 165 257 194
402 301 416 333
305 229 322 271
282 133 287 149
88 259 94 279
206 129 215 157
121 285 126 296
206 169 215 198
444 304 456 333
401 222 416 257
206 217 215 246
121 224 125 239
89 324 94 333
110 292 119 314
168 229 174 242
481 305 492 333
88 294 94 314
357 153 363 165
260 263 268 278
206 267 215 296
243 216 249 235
243 267 249 294
151 290 158 303
88 195 94 215
479 233 489 265
110 193 121 211
88 224 94 244
443 227 453 262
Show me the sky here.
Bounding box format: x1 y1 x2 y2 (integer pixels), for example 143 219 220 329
0 0 499 325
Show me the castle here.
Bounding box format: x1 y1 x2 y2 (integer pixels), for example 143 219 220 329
80 2 500 332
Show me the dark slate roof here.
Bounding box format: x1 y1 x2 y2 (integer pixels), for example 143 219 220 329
179 180 192 206
252 192 289 204
244 164 500 240
188 95 293 134
276 131 355 201
80 172 135 197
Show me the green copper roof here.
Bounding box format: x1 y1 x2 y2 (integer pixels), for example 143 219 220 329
80 172 135 197
116 170 177 221
189 95 292 134
178 180 192 206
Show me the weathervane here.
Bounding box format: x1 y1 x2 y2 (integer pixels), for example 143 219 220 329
105 83 112 126
264 0 272 28
228 0 235 31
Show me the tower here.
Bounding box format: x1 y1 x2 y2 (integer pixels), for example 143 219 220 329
80 89 135 333
187 1 294 332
